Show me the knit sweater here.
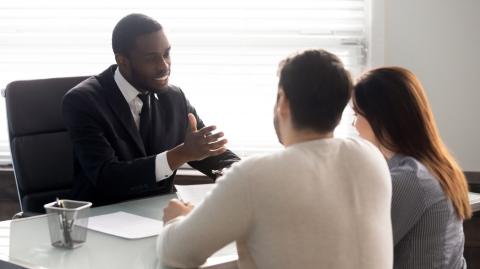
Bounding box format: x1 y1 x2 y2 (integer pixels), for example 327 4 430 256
158 138 393 269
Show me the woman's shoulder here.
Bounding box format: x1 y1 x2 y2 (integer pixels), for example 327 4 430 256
388 155 445 200
388 155 430 180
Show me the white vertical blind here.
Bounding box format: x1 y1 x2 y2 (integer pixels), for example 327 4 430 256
0 0 366 163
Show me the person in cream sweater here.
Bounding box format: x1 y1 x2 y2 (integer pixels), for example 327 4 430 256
157 49 393 269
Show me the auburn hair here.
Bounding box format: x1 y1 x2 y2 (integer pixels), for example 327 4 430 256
353 67 471 219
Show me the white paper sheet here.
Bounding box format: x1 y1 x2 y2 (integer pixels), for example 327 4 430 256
175 184 216 205
87 211 163 239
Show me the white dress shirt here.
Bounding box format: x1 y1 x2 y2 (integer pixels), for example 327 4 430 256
114 67 173 181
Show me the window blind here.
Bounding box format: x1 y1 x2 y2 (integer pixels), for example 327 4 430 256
0 0 366 163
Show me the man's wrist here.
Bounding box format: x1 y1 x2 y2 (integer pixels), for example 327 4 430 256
166 144 190 170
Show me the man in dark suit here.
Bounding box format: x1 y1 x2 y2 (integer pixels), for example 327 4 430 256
62 13 240 206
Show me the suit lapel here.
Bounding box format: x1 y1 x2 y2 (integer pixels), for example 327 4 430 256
96 65 146 156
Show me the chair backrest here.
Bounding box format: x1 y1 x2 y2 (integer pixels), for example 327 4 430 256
4 76 89 213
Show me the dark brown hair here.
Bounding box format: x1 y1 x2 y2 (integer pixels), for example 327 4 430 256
278 49 352 133
353 67 471 219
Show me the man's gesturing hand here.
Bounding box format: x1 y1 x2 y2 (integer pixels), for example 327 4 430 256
182 113 228 160
167 113 228 170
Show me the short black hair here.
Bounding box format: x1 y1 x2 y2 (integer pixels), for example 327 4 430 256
278 49 352 133
112 13 163 55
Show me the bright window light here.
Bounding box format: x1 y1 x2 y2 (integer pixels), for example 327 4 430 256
0 0 366 163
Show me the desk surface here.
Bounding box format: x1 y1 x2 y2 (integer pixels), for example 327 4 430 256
2 192 480 269
0 194 236 269
469 192 480 212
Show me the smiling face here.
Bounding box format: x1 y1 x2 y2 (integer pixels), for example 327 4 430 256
116 30 171 92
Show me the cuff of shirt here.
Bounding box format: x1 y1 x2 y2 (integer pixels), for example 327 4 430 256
155 151 174 182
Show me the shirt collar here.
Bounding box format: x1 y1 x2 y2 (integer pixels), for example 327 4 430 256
386 153 404 169
114 67 141 104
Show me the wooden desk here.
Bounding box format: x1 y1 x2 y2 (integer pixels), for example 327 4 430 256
463 192 480 268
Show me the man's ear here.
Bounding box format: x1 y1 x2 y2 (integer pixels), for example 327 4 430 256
115 54 128 67
277 89 290 119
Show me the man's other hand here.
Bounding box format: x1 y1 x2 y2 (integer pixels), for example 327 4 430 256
163 199 194 224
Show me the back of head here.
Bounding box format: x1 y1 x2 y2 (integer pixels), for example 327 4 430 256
353 67 430 152
112 13 163 56
278 49 352 133
353 67 471 219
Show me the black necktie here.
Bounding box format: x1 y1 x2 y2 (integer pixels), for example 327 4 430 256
138 93 151 150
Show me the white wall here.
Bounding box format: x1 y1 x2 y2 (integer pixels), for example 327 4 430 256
381 0 480 171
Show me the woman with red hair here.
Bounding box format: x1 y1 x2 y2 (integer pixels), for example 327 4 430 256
353 67 471 269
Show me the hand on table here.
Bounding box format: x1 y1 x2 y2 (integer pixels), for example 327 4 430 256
163 199 194 224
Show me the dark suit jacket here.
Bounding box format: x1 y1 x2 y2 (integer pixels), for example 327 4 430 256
62 65 239 206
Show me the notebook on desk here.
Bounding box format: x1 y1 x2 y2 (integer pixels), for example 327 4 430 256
175 183 216 205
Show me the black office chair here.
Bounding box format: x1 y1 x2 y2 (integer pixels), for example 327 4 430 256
3 76 89 214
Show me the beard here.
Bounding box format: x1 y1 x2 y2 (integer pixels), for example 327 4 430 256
124 66 149 92
126 62 170 93
273 112 283 145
